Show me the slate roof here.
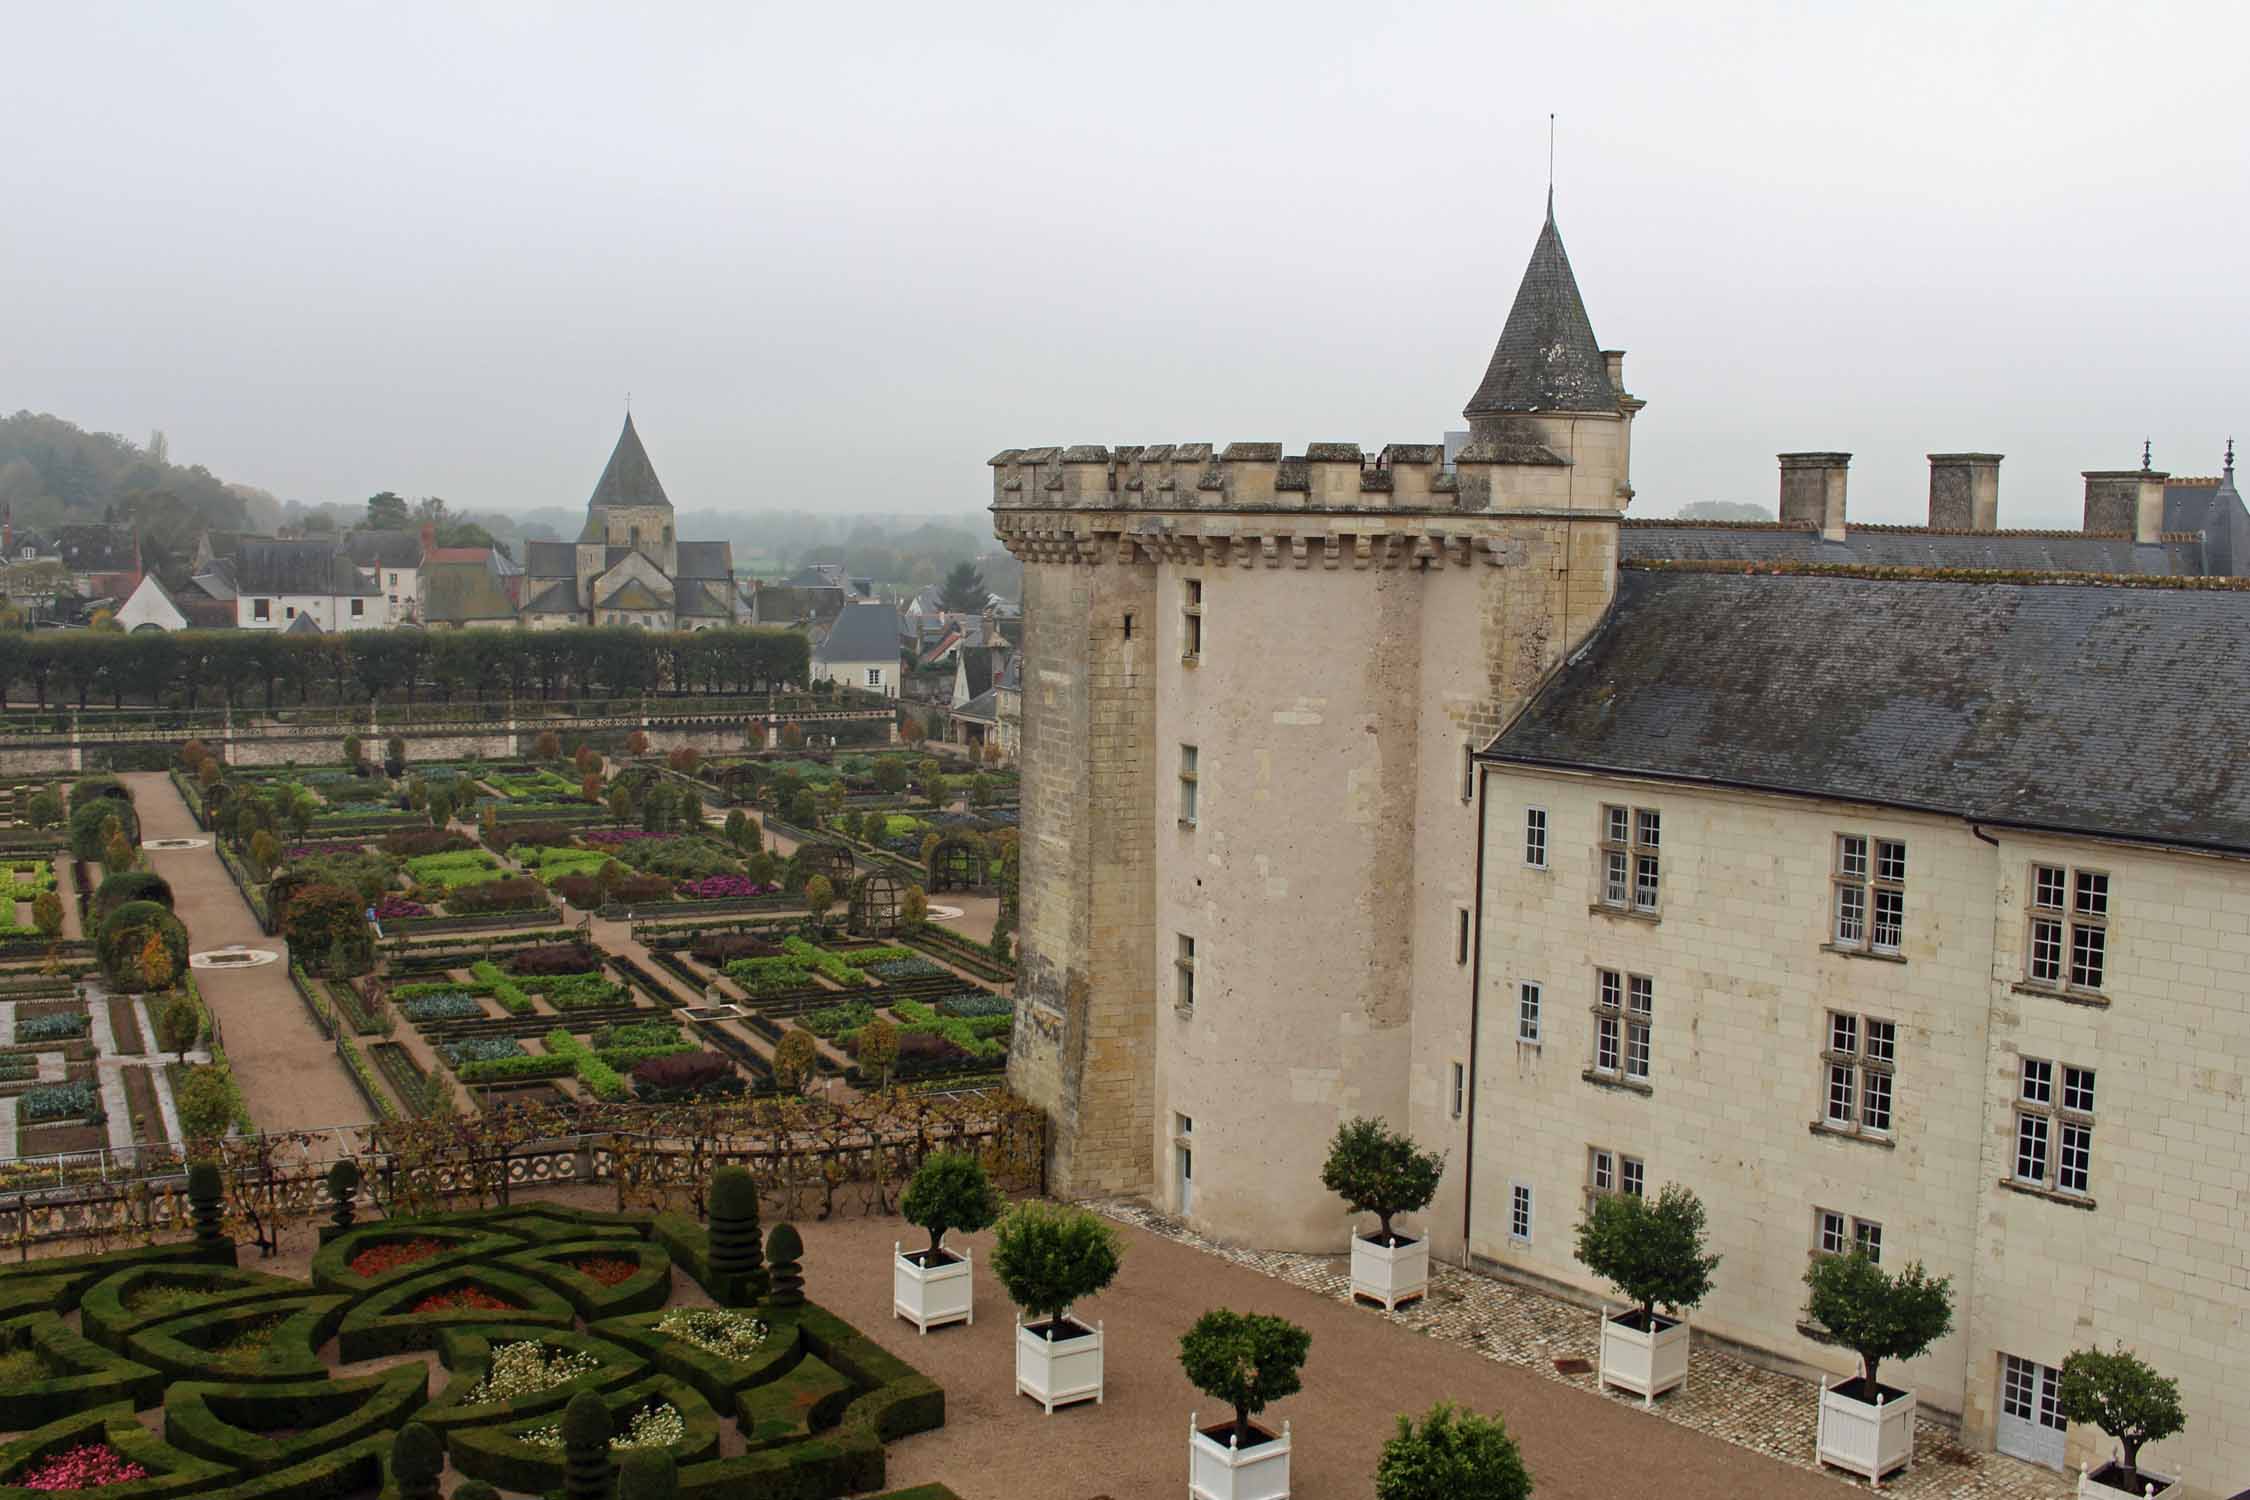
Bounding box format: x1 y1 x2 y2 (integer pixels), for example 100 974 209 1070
1620 521 2207 575
283 611 324 635
234 539 376 596
2163 471 2249 577
524 540 578 578
676 578 733 617
52 524 138 574
520 580 579 615
815 602 901 663
596 577 667 611
676 540 732 580
1464 199 1617 418
751 583 846 626
954 689 1000 724
191 565 237 602
1485 569 2250 853
343 529 423 569
587 413 671 510
422 557 518 622
957 644 1003 699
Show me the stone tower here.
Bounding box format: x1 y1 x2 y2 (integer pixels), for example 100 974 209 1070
995 203 1642 1251
580 413 679 577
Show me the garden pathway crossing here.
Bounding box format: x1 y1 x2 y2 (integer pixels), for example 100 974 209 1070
119 772 370 1132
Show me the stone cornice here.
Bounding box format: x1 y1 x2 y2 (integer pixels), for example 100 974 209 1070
992 507 1618 571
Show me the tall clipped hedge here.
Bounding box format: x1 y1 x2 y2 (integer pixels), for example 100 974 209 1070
70 796 141 860
95 869 175 920
96 899 189 991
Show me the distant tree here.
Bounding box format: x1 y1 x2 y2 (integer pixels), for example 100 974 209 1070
1321 1117 1445 1246
626 730 650 756
781 722 805 750
873 759 909 796
937 561 987 612
802 875 834 923
772 1028 818 1095
2057 1346 2186 1493
1802 1250 1953 1395
723 809 754 851
608 784 633 821
1376 1403 1532 1500
364 491 410 530
856 1017 900 1089
534 729 561 760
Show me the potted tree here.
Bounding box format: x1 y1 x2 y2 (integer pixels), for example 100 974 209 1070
1375 1402 1532 1500
1572 1183 1720 1405
1803 1249 1952 1485
894 1151 1002 1335
2058 1346 2187 1498
990 1200 1121 1413
1320 1117 1444 1312
1180 1309 1309 1500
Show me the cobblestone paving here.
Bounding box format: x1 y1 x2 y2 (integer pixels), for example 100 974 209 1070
1092 1201 2077 1500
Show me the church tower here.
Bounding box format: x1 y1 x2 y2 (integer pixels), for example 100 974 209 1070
580 413 679 578
993 200 1641 1252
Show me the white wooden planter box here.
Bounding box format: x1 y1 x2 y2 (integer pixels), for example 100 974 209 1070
2077 1461 2182 1499
1349 1231 1429 1311
893 1243 973 1334
1816 1378 1917 1486
1597 1307 1689 1403
1015 1317 1103 1413
1190 1416 1291 1500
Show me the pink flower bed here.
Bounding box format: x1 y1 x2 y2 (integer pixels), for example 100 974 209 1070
676 875 779 900
371 896 431 919
582 828 662 845
19 1443 150 1490
284 840 369 860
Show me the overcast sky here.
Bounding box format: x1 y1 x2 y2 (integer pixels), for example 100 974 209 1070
4 1 2243 526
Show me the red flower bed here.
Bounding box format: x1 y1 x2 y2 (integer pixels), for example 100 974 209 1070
19 1442 150 1490
347 1238 446 1278
574 1257 640 1287
410 1286 518 1313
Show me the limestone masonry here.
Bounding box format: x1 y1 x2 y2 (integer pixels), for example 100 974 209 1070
995 199 2250 1495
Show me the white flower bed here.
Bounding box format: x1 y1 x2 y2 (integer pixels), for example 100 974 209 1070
524 1402 684 1451
467 1341 604 1404
654 1307 768 1360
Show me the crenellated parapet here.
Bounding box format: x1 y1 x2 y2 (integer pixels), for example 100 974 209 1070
991 437 1625 530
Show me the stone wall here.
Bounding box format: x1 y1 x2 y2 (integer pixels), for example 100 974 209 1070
1470 770 2250 1491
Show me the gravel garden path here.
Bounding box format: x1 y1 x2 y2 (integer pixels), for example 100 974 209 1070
121 772 371 1134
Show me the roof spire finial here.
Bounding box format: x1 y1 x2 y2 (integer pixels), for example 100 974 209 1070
1547 113 1556 221
2141 437 2152 472
2227 437 2236 480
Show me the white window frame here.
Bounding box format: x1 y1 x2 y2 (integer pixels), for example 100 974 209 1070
1509 1181 1533 1243
1524 807 1548 869
2013 1056 2094 1197
2026 863 2110 994
865 667 883 688
1584 1145 1644 1215
1814 1207 1883 1262
1819 1011 1897 1139
1175 933 1196 1011
1178 744 1198 827
1831 833 1905 954
1598 804 1661 913
1516 981 1541 1044
1590 969 1651 1085
1181 578 1203 662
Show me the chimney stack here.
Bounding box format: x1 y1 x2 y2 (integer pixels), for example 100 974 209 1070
2083 448 2169 543
1927 454 2002 531
1779 453 1851 541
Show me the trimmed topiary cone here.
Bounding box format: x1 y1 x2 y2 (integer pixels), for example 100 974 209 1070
186 1161 226 1248
765 1222 804 1308
618 1447 680 1500
390 1420 443 1500
709 1165 767 1302
326 1160 360 1234
561 1390 613 1500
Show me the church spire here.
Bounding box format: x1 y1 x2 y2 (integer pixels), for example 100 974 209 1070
1464 202 1616 421
587 412 673 512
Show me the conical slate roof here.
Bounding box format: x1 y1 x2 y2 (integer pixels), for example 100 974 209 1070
587 413 672 510
1464 199 1617 418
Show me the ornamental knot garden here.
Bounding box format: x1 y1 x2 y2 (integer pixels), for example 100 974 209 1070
0 1199 949 1498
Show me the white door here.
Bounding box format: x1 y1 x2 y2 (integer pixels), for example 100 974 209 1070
1177 1142 1194 1215
1997 1354 2066 1468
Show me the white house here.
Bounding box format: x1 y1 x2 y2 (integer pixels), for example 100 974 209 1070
812 602 901 698
342 529 424 626
113 573 188 632
228 538 383 631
